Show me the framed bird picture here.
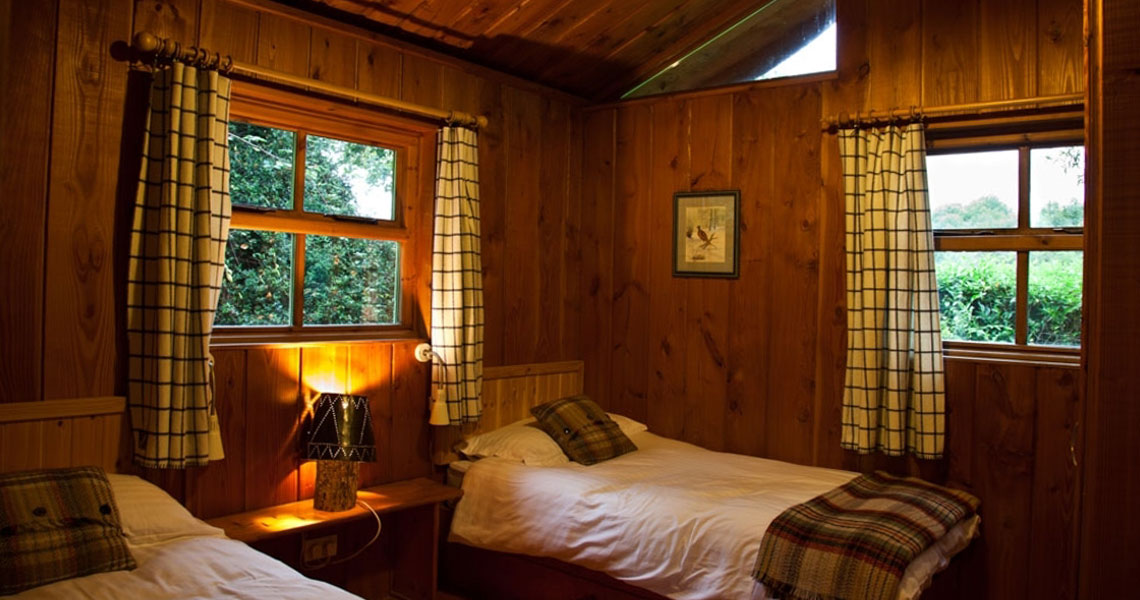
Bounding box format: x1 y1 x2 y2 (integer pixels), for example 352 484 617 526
673 190 740 278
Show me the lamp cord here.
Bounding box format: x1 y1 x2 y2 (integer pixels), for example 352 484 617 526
300 499 383 570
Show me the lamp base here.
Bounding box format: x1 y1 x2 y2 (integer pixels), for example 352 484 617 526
313 460 360 512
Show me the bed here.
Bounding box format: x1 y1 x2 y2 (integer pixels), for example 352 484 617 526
7 472 361 599
0 397 361 600
439 361 979 600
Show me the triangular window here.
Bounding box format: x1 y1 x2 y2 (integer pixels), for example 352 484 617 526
623 0 836 99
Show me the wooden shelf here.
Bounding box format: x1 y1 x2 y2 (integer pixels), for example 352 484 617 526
207 477 461 543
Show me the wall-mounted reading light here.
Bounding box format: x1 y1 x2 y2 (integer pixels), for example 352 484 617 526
414 343 452 426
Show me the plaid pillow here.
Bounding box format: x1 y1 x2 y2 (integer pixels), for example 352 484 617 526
531 396 637 465
0 466 136 595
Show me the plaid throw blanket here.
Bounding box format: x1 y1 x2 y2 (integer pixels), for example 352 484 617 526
752 471 979 600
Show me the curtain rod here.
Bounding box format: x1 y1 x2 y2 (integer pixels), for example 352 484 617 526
821 93 1083 132
131 32 488 129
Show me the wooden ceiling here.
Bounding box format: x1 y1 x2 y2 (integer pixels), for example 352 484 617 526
294 0 791 100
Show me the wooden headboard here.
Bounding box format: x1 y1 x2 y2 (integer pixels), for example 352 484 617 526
432 360 584 464
0 397 127 473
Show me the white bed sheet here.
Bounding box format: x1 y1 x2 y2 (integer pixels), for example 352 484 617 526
449 431 978 600
14 475 361 600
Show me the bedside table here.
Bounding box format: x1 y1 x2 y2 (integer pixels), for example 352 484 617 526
208 478 462 600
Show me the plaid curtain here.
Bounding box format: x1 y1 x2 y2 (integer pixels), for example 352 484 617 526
127 63 231 468
431 126 484 425
839 123 945 459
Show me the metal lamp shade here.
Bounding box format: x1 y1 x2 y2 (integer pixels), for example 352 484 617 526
306 394 377 462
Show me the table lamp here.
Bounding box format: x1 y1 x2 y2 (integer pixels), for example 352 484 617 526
305 393 376 512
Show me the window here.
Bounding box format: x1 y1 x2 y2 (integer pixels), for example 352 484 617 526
623 0 835 98
215 84 431 341
928 141 1084 351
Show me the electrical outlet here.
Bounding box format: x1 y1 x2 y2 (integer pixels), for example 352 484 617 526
302 534 338 564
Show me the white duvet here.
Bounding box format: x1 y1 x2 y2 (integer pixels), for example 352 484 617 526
450 431 979 600
15 475 360 600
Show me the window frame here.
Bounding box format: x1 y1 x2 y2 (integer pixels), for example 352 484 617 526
927 128 1084 363
212 81 435 346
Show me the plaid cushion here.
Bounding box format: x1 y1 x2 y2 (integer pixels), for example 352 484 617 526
531 396 637 465
0 467 136 594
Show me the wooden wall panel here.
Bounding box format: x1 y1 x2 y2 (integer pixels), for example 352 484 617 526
537 96 572 363
978 0 1037 101
681 96 732 452
357 40 403 97
242 347 302 509
1080 0 1140 594
390 342 430 481
134 0 200 41
309 28 357 87
1037 0 1084 96
646 99 690 441
0 0 55 403
579 109 616 420
354 342 394 489
199 0 258 63
921 0 979 106
43 0 133 400
1027 367 1080 599
724 93 769 458
864 0 922 110
256 13 310 77
500 86 544 364
609 104 652 424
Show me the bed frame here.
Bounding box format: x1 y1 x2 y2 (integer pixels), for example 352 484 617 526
0 397 126 473
437 360 974 600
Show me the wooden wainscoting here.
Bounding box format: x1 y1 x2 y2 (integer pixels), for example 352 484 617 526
431 360 584 464
0 397 126 473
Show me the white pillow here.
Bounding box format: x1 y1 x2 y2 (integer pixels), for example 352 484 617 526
608 413 648 436
457 418 569 466
107 474 225 546
457 413 649 466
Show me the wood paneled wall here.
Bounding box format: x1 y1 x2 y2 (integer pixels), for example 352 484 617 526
1079 0 1140 595
0 0 582 513
159 341 430 519
579 0 1085 597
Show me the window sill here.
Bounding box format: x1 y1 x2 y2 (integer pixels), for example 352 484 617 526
943 342 1080 367
210 327 424 349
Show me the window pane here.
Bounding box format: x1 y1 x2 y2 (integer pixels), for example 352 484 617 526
927 150 1019 230
935 251 1017 343
760 20 837 81
303 235 400 325
304 135 395 221
228 122 294 210
1030 146 1084 228
1028 251 1083 346
217 230 293 326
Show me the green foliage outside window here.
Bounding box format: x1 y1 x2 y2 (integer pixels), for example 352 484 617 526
304 236 399 325
229 122 293 210
935 252 1017 344
931 149 1084 348
218 121 401 328
1027 252 1083 346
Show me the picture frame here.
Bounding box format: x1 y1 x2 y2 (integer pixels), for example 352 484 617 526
672 190 740 278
